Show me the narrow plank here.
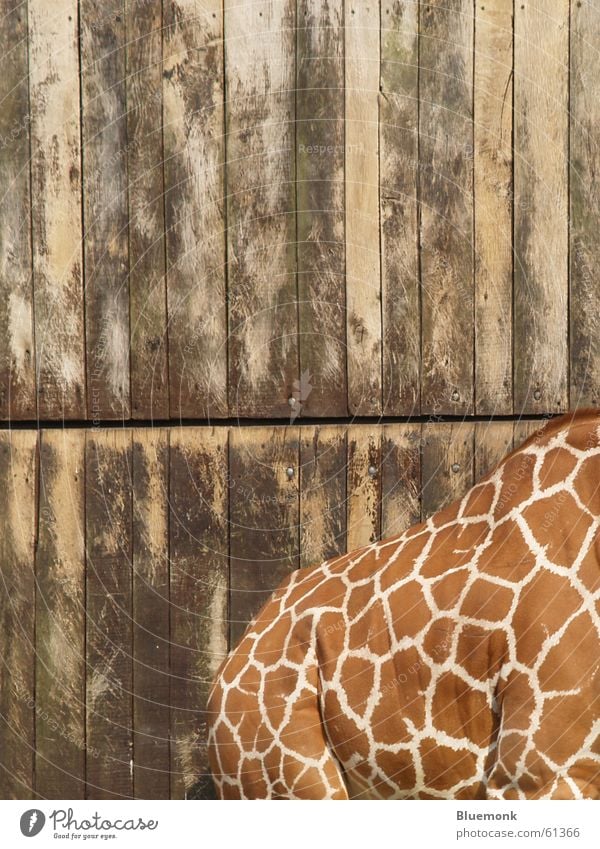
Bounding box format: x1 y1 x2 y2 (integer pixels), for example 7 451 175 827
85 429 133 798
163 0 227 418
512 417 544 451
419 0 474 415
169 427 228 799
81 1 130 419
0 430 37 798
225 0 298 417
380 0 420 414
0 0 35 419
474 420 513 481
570 0 600 407
229 426 299 646
299 425 347 567
296 0 347 416
421 422 474 520
381 423 421 538
127 0 169 419
474 0 513 413
514 1 569 413
35 430 85 798
29 0 85 418
345 1 382 416
132 429 169 799
346 425 381 550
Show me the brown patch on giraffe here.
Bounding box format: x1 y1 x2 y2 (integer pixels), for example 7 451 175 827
240 756 268 796
432 499 461 528
237 662 261 695
293 765 325 795
419 737 477 792
254 611 293 663
535 692 597 766
285 569 327 607
538 612 598 692
297 574 346 611
263 743 283 777
317 611 347 680
577 540 600 594
573 454 600 515
564 418 600 451
380 533 430 590
500 670 536 731
347 550 381 582
460 579 514 622
568 760 600 799
455 626 505 681
431 671 493 748
477 519 536 581
347 582 376 621
349 601 390 656
524 492 593 568
375 749 416 789
494 452 536 520
463 482 496 517
422 619 456 663
323 689 370 761
221 638 253 684
420 521 488 578
388 580 431 639
455 781 487 799
214 721 245 775
539 447 579 490
262 664 300 729
430 568 469 610
222 782 242 799
339 655 375 717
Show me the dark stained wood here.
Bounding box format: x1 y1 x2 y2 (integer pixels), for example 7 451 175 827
132 428 170 798
421 422 474 520
0 0 35 419
381 423 421 538
127 0 169 419
81 1 130 419
380 0 420 414
169 427 228 799
0 430 37 798
163 0 227 418
35 429 85 798
85 429 133 798
296 0 347 417
419 0 474 416
346 425 381 550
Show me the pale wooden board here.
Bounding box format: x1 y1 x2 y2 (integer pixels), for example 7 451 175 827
127 0 169 419
163 0 227 419
421 421 475 520
169 427 228 799
225 0 298 417
380 0 420 414
419 0 474 416
29 0 85 419
381 423 421 538
0 430 37 798
474 419 514 481
0 0 35 419
345 1 382 415
474 0 513 414
346 424 381 550
513 0 569 413
296 0 347 417
35 429 85 798
80 1 130 419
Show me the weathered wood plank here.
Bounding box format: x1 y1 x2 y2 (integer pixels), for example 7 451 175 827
419 0 474 415
514 0 569 413
225 0 298 417
85 429 133 798
169 427 228 799
474 0 513 414
132 428 169 798
570 0 600 408
346 425 381 550
421 421 474 520
81 1 130 419
380 0 420 414
127 0 169 419
474 420 513 481
296 0 347 417
229 426 299 645
0 430 37 798
299 425 347 567
381 423 421 538
164 0 227 418
512 417 544 451
29 0 85 419
0 0 35 419
345 1 382 415
35 429 85 798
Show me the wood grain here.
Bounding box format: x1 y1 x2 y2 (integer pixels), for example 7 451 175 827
421 421 474 520
474 419 513 481
346 425 381 550
163 0 227 419
381 423 421 538
29 0 85 419
513 0 569 413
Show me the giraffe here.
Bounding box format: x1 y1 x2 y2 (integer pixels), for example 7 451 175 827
206 411 600 799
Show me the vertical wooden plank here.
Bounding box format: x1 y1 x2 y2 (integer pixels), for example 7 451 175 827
229 426 299 646
35 429 85 798
512 417 543 451
132 429 169 799
514 1 569 413
570 1 600 408
127 0 169 419
86 429 133 798
420 0 474 416
296 0 347 417
0 430 37 798
0 0 35 420
29 0 85 419
299 425 347 568
81 1 130 419
169 427 228 799
474 420 513 481
380 0 420 414
163 0 227 419
345 1 382 416
381 423 421 538
226 0 298 417
346 425 381 550
474 0 513 414
421 422 474 520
